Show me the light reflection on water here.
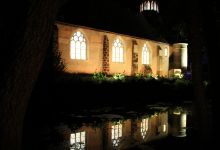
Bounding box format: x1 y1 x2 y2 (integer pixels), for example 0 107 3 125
52 105 190 150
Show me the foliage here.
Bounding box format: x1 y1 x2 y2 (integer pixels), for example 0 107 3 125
140 64 152 76
113 73 125 80
92 71 106 80
52 48 66 73
111 120 123 125
135 73 145 80
173 70 184 79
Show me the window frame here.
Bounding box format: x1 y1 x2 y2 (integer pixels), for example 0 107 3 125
142 44 150 65
70 31 87 60
70 131 86 150
112 38 124 63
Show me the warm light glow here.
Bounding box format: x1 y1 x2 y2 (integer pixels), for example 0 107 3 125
164 48 168 57
156 4 159 12
142 44 150 65
173 111 181 115
181 113 187 127
141 118 149 139
163 124 166 132
112 39 124 62
151 1 154 10
181 47 188 68
70 131 86 150
70 31 86 60
112 122 122 148
147 1 150 10
154 2 157 11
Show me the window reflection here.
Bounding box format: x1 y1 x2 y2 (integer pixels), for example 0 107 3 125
141 118 149 139
70 131 86 150
112 122 122 148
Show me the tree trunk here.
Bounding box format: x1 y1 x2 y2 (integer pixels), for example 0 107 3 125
189 0 213 149
202 0 219 146
0 1 61 149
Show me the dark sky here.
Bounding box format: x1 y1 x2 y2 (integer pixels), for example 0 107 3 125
58 0 190 42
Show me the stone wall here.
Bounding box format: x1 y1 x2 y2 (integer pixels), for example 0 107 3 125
57 22 172 76
102 35 109 74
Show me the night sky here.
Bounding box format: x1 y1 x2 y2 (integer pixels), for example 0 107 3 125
57 0 190 43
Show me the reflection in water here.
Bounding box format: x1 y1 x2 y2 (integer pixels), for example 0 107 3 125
70 131 86 150
52 106 190 150
141 118 149 139
111 122 122 149
68 112 169 149
171 107 188 137
163 124 167 132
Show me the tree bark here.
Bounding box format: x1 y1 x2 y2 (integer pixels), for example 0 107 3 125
0 0 61 149
189 0 213 149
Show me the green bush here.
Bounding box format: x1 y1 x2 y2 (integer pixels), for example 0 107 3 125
135 73 145 79
113 73 125 80
92 72 106 80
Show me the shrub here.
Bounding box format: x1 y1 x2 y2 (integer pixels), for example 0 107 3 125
92 72 106 80
135 73 145 79
113 73 125 80
140 65 152 76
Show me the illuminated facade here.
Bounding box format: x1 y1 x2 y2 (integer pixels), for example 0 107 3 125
64 112 168 150
56 0 188 77
57 22 187 77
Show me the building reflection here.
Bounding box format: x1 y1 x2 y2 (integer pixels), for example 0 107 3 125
53 107 189 150
111 121 122 149
70 131 86 150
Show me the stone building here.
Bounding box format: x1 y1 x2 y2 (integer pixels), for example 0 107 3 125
65 112 168 150
56 0 188 77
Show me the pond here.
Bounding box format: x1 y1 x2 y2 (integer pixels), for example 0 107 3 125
46 104 191 150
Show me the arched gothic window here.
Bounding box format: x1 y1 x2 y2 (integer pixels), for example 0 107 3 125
151 1 154 10
112 38 124 62
154 2 157 11
147 1 150 10
70 31 87 60
142 44 150 65
144 2 147 10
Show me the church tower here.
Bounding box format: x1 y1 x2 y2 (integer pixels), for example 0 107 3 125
139 0 163 39
139 0 188 76
140 0 159 13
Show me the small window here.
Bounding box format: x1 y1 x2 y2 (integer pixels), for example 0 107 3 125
144 2 147 10
142 44 150 65
164 48 168 57
70 131 86 150
154 2 157 11
140 3 143 12
156 4 159 12
70 31 87 60
147 1 150 10
112 39 124 63
151 1 154 10
112 122 122 148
